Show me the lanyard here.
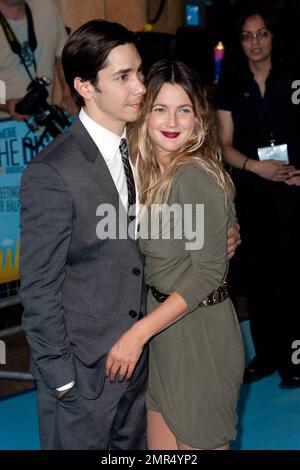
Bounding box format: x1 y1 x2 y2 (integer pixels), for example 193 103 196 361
0 2 37 81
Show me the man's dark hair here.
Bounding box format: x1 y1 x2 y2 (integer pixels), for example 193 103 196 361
62 20 138 107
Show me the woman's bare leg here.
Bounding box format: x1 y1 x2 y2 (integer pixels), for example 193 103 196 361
147 410 178 450
147 409 229 451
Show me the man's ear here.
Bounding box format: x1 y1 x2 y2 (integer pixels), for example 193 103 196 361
74 77 93 102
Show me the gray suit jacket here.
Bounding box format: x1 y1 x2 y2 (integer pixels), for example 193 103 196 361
19 120 147 399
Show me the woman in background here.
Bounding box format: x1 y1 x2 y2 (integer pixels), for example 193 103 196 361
216 4 300 388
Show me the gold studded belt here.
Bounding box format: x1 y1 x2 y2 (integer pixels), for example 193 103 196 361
149 281 229 307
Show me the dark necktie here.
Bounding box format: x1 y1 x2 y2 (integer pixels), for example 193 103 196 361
119 138 136 210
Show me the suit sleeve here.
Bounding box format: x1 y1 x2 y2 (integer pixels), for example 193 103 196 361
173 165 229 312
19 161 75 389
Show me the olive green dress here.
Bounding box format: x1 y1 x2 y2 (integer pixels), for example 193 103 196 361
139 162 244 449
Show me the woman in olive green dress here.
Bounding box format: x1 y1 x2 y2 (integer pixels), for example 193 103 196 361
105 60 244 450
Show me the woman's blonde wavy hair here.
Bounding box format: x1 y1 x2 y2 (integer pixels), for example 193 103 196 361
128 60 235 207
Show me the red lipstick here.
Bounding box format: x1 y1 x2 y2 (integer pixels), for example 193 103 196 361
161 131 180 138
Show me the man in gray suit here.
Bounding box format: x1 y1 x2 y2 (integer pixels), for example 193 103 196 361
20 20 240 450
20 20 147 450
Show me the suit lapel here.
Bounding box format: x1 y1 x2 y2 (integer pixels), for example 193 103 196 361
69 119 120 209
69 120 137 247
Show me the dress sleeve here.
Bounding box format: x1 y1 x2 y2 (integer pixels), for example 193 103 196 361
172 164 229 312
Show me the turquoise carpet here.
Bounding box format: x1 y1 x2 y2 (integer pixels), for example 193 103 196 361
0 320 299 450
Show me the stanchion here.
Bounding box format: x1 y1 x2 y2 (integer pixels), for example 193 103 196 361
0 371 34 380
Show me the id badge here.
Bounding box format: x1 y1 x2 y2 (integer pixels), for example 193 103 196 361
257 143 289 164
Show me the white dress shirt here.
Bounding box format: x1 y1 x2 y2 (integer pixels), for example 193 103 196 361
80 108 136 210
56 108 138 393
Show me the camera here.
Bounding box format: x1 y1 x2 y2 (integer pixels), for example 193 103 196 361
15 77 72 148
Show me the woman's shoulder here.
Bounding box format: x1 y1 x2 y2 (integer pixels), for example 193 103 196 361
215 62 252 110
169 161 229 216
174 159 216 181
172 159 223 196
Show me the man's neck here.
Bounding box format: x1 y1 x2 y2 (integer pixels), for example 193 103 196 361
83 105 126 137
0 1 26 21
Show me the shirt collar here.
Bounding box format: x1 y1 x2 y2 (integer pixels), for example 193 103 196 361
79 108 127 162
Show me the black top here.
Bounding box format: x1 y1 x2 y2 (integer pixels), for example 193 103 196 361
215 64 300 175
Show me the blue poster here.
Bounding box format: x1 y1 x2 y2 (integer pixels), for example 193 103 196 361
0 118 52 283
